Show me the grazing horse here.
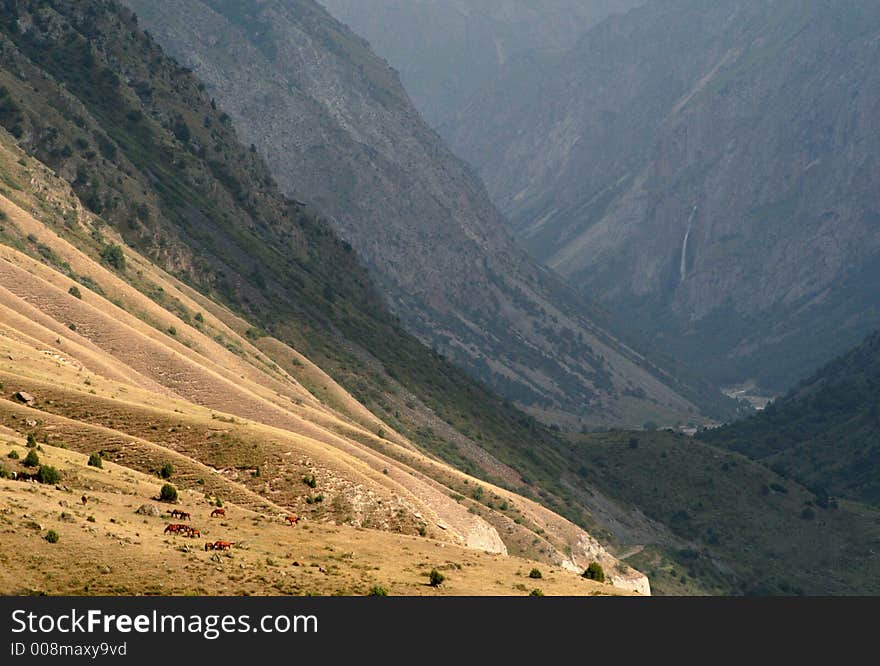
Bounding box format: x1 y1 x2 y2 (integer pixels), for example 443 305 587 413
188 528 201 539
213 540 233 551
170 509 191 520
210 508 226 518
204 541 215 551
285 515 300 526
164 523 188 535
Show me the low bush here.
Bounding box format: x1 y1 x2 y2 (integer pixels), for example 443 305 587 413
159 483 178 503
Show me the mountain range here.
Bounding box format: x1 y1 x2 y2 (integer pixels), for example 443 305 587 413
320 0 643 131
0 0 649 594
118 0 728 429
427 0 880 394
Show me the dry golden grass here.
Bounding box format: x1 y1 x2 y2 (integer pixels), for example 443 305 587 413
0 438 629 596
0 132 648 595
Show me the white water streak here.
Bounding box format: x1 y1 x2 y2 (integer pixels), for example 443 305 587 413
679 205 698 283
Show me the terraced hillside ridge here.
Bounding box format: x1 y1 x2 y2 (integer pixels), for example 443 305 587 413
700 330 880 509
0 129 648 595
119 0 729 429
447 0 880 393
0 430 636 596
319 0 643 132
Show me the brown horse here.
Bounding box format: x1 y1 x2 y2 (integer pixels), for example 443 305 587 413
188 528 201 539
164 523 188 535
210 508 226 518
285 515 300 526
213 540 233 551
170 509 191 520
204 541 215 551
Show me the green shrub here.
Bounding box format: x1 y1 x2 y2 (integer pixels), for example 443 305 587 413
37 465 60 485
529 588 545 597
26 433 37 448
87 452 103 468
0 464 10 479
45 530 59 544
160 463 173 479
100 243 126 271
159 483 178 503
302 474 317 488
428 569 445 587
23 449 40 467
369 586 388 597
167 326 177 336
194 312 204 323
528 568 543 579
68 285 82 299
87 515 95 523
7 450 19 460
583 562 605 583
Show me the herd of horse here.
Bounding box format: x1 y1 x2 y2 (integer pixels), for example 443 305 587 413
162 505 300 553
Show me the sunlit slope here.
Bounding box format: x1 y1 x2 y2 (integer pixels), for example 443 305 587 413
0 133 647 594
0 430 634 596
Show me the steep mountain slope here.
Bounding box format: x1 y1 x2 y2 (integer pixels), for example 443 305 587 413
701 330 880 508
0 126 647 594
448 0 880 392
319 0 643 132
569 429 880 595
0 0 609 521
119 0 723 429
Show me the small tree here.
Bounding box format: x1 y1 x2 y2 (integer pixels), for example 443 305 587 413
45 530 59 544
428 569 445 587
26 433 37 448
68 285 82 299
88 452 103 468
159 483 178 503
23 449 40 468
160 462 174 479
529 568 543 579
7 450 19 460
100 243 126 271
583 562 605 583
37 465 60 485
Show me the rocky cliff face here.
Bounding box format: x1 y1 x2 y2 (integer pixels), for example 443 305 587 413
122 0 722 428
319 0 643 132
448 0 880 392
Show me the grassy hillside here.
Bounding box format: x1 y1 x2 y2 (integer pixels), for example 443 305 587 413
0 126 647 593
0 431 630 596
568 430 880 595
700 330 880 507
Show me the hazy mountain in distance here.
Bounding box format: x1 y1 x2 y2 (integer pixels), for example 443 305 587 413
448 0 880 393
319 0 643 132
121 0 729 429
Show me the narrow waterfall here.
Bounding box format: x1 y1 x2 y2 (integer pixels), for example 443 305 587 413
680 205 698 283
